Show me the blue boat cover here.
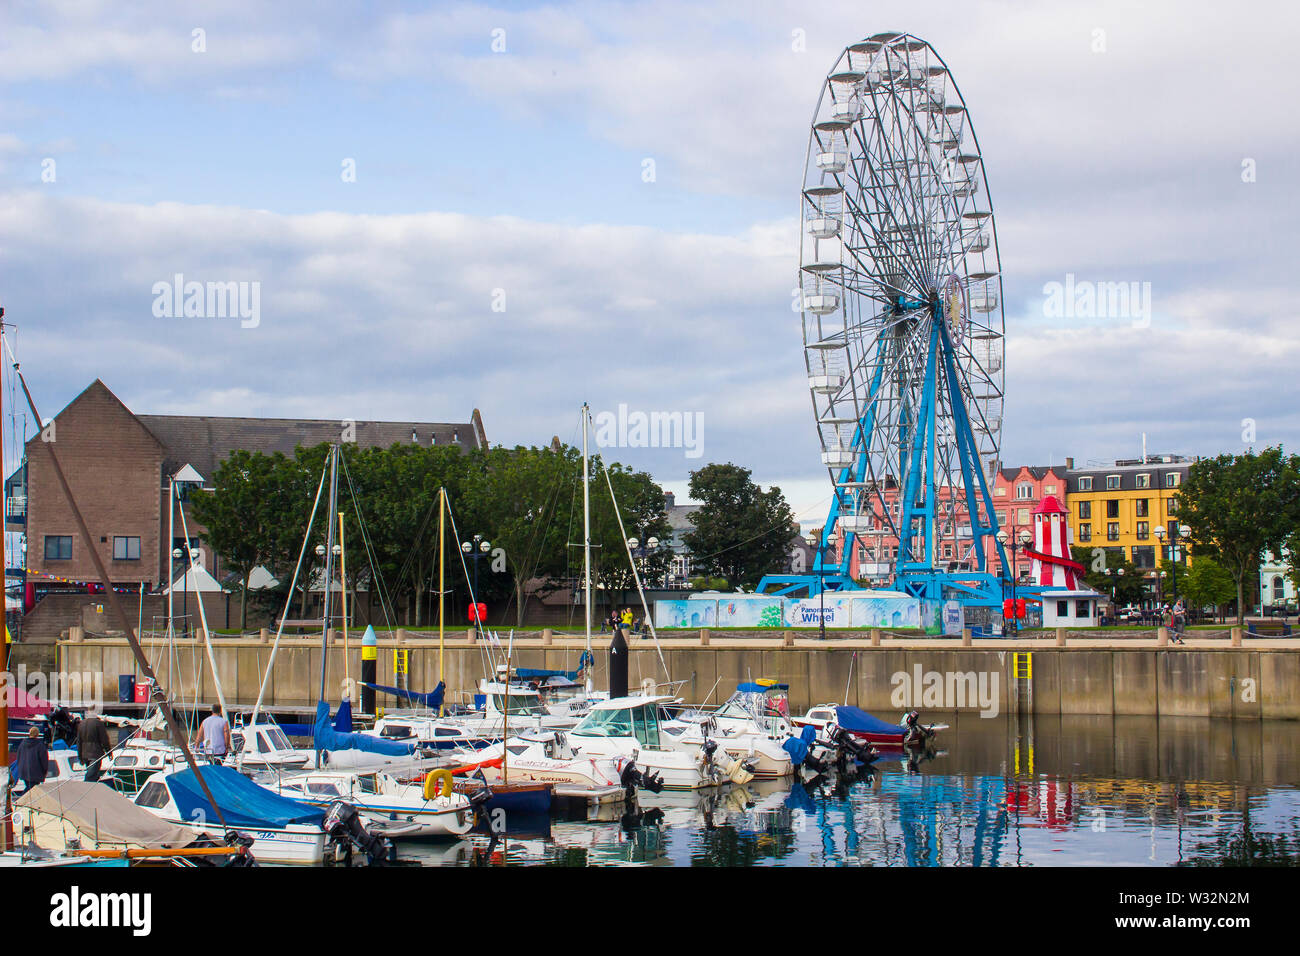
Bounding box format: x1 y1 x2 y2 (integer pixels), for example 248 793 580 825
781 734 809 767
737 682 789 693
835 706 904 737
277 703 352 739
361 681 445 709
167 765 324 829
516 651 594 683
313 700 416 756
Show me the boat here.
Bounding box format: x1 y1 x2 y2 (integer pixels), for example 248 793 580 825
559 695 741 790
3 746 86 790
14 780 252 866
367 677 580 749
811 705 947 750
132 765 330 864
662 682 798 778
272 769 476 839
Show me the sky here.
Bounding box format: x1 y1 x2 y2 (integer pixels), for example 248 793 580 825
1 0 1297 524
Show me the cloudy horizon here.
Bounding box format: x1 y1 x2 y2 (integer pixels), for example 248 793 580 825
2 0 1296 525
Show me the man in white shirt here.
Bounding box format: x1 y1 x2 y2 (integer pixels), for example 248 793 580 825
194 703 232 762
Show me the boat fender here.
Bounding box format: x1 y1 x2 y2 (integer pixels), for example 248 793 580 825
424 768 454 800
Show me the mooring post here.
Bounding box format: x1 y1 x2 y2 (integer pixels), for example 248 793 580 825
961 627 972 647
870 628 881 646
1157 626 1169 647
699 628 710 646
542 628 553 646
1055 627 1067 647
1231 626 1242 647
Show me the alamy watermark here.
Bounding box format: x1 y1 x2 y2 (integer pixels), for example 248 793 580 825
3 666 104 711
1042 273 1151 328
890 664 999 717
152 274 260 328
593 403 704 460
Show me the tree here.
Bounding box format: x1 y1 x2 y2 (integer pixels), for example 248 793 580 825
190 449 279 629
586 459 673 612
1070 545 1148 606
467 444 575 626
1177 555 1237 622
682 463 795 590
1176 447 1300 625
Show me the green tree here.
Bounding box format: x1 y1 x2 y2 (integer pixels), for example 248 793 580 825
682 463 795 590
190 449 277 629
1176 555 1236 622
1070 544 1148 606
1176 447 1300 625
586 458 673 612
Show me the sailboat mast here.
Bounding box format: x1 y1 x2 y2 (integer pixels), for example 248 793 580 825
438 486 445 710
581 403 593 689
317 445 339 705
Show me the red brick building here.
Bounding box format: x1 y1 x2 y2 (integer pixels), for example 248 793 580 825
6 379 486 594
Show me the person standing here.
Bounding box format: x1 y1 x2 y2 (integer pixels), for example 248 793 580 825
77 713 112 783
620 607 633 632
12 727 49 794
194 703 232 763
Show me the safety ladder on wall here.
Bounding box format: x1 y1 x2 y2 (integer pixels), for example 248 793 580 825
1011 651 1033 714
393 647 410 694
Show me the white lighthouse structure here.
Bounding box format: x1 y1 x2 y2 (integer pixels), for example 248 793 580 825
1027 495 1099 628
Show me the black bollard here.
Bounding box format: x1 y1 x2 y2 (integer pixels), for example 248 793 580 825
609 627 629 699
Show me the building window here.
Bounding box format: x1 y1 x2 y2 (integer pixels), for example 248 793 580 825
1016 483 1034 499
113 536 141 561
1076 600 1091 618
1132 545 1155 568
44 535 73 561
1136 522 1149 540
1106 500 1119 519
1044 484 1057 494
1166 473 1180 488
1136 474 1150 489
1017 508 1029 524
996 511 1006 525
1078 501 1091 519
1135 499 1149 517
1079 523 1091 542
1078 477 1093 491
1168 497 1179 514
994 487 1006 497
943 546 952 559
1056 600 1069 617
1106 475 1121 490
1107 522 1119 541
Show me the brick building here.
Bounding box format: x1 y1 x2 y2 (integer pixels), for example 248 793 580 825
6 379 486 594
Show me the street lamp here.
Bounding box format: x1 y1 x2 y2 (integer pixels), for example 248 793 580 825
806 530 838 640
996 528 1032 636
172 546 199 638
626 536 660 583
460 534 492 602
1155 524 1192 603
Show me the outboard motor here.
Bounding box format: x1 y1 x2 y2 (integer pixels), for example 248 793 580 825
902 710 934 747
829 726 877 770
323 801 394 867
223 830 258 867
617 758 664 795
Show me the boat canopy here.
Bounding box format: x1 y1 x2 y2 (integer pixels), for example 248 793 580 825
361 681 445 709
516 651 594 683
737 682 789 693
834 706 904 737
167 765 324 829
18 781 199 848
313 700 416 757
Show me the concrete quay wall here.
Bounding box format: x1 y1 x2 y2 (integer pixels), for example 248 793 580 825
55 633 1300 720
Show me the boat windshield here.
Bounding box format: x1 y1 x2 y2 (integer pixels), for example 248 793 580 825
573 705 659 747
572 708 633 738
265 727 293 751
491 694 547 717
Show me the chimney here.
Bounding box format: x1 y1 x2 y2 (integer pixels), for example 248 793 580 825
1065 457 1074 470
664 492 675 508
411 430 417 442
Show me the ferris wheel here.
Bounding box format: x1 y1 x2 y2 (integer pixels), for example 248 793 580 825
798 32 1008 601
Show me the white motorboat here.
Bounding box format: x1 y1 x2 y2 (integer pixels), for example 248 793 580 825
368 679 579 749
662 682 796 778
456 732 632 793
559 696 745 790
272 769 475 839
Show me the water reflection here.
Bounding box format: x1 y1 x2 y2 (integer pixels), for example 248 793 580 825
396 716 1300 867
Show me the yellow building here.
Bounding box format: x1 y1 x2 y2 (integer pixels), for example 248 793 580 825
1065 456 1191 597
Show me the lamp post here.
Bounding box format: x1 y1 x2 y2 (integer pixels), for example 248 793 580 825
172 546 199 638
1154 524 1191 602
806 530 839 640
996 528 1032 636
460 534 492 597
626 536 660 583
